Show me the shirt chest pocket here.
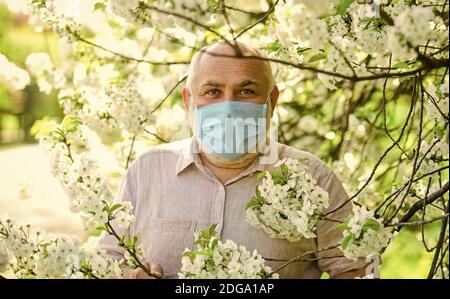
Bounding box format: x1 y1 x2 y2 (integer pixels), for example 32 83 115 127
144 218 197 277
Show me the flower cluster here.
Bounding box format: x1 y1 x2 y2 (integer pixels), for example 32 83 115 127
31 116 153 276
269 0 448 89
57 87 122 144
390 177 446 220
337 205 393 261
0 214 122 278
387 5 442 62
34 116 125 231
348 2 387 55
179 224 278 279
245 158 329 241
25 52 66 95
106 79 156 135
0 53 30 90
273 0 330 51
426 80 449 122
108 0 141 24
28 0 80 41
418 138 449 176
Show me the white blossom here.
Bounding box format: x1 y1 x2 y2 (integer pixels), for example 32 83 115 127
387 5 436 61
426 80 449 121
25 52 66 95
0 214 122 278
338 205 394 261
418 138 449 176
0 53 31 90
106 79 156 134
108 0 140 23
245 158 329 241
179 225 278 279
273 0 329 51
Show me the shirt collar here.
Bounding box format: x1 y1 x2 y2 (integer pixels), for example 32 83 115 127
175 137 280 182
175 137 198 175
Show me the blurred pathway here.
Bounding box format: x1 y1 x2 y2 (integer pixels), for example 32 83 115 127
0 144 84 238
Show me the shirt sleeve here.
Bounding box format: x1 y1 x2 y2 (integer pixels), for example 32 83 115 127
315 166 369 277
96 167 137 265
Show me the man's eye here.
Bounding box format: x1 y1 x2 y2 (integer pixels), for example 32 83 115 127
238 89 255 95
206 89 221 96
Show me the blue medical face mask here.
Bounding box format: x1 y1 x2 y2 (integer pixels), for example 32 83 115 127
193 99 269 161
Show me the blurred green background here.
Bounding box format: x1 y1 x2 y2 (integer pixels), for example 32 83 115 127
0 4 62 147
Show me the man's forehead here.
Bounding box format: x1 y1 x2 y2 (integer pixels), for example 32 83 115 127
197 51 265 70
187 42 274 91
193 57 268 87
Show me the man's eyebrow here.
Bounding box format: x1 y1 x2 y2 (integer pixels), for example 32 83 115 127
200 79 258 88
201 80 224 87
238 80 257 87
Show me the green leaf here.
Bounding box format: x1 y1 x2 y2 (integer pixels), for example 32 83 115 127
183 248 210 263
194 224 219 248
408 188 417 196
62 115 82 133
341 235 355 250
95 225 108 231
195 249 210 256
392 62 409 69
245 191 266 210
271 169 287 185
93 2 105 11
337 0 354 15
210 238 219 250
280 164 289 177
337 214 353 231
208 223 218 236
362 218 381 233
31 0 46 8
182 251 197 263
109 204 123 213
308 52 327 63
434 82 445 98
207 0 221 10
255 171 267 180
266 41 281 54
336 222 349 231
118 235 125 246
246 197 261 210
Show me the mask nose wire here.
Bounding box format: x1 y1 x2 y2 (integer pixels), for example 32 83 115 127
190 95 271 111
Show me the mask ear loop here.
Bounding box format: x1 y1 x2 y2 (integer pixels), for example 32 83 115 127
265 94 273 118
189 98 202 154
260 94 273 157
188 97 198 110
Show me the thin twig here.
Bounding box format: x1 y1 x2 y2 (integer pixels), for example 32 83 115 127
386 213 448 227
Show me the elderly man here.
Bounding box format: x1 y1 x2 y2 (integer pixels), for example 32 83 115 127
97 41 368 279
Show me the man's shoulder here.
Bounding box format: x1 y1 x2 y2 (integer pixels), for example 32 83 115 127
276 142 332 178
129 138 191 168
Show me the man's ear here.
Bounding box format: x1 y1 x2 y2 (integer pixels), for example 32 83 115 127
269 85 279 117
182 87 191 110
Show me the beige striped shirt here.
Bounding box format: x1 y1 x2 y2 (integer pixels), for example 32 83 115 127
97 137 367 278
